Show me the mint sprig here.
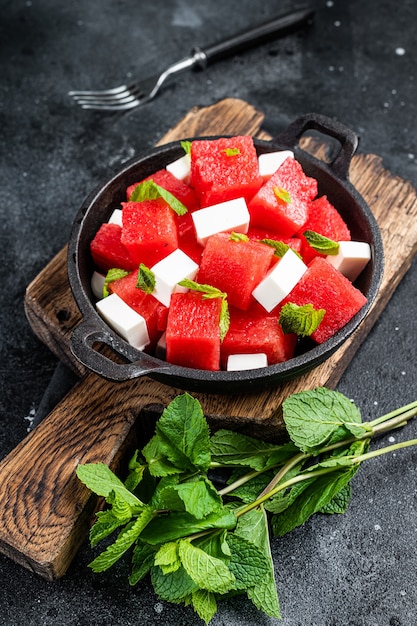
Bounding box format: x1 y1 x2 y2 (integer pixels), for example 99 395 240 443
303 230 340 255
76 390 417 624
279 302 325 337
103 268 129 297
260 238 303 259
136 263 155 294
129 179 188 216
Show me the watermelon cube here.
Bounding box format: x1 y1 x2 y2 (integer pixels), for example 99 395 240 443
248 157 318 237
298 195 351 264
109 268 167 348
166 291 222 370
220 303 297 368
90 222 136 273
197 233 275 311
121 199 178 267
282 256 367 343
190 136 263 207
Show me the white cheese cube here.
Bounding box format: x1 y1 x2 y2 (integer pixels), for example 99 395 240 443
151 248 199 307
108 208 123 226
96 293 150 350
191 197 250 246
258 150 294 179
91 271 106 300
252 249 307 312
227 353 268 371
326 241 371 282
166 153 191 183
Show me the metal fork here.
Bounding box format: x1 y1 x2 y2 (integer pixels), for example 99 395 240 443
68 7 314 112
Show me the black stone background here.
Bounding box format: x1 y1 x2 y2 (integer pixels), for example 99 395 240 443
0 0 416 624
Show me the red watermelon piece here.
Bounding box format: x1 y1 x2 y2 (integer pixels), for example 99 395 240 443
248 157 318 237
298 195 351 264
196 233 275 311
282 256 367 344
166 291 222 370
90 222 136 273
221 303 297 368
109 268 166 349
190 136 263 207
121 199 178 267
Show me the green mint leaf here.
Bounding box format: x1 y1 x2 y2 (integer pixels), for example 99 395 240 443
178 539 235 594
174 477 223 519
103 268 129 297
140 509 237 545
76 462 143 509
136 263 155 294
261 238 302 260
303 230 340 255
151 563 199 603
226 532 269 591
319 482 352 514
142 435 185 477
273 186 291 204
124 450 146 492
129 179 188 216
89 507 155 572
279 302 326 337
190 589 218 625
210 429 297 471
282 388 370 453
219 298 230 342
271 465 357 537
178 278 226 300
226 468 275 504
107 490 135 521
180 140 192 155
129 541 155 585
154 541 182 574
194 528 231 560
234 508 281 618
89 509 130 548
229 231 249 242
223 147 240 156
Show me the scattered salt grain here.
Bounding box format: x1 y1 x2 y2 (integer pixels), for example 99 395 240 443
154 603 164 614
389 436 396 443
395 47 406 56
334 20 341 27
374 524 381 531
24 406 36 432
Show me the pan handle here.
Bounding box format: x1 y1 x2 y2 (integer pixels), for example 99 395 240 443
273 112 359 180
70 319 169 381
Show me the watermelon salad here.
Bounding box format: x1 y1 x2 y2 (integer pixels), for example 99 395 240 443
89 135 371 373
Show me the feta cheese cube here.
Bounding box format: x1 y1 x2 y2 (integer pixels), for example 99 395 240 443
91 271 105 300
96 293 150 350
258 150 294 179
151 248 199 307
191 197 250 246
166 153 191 183
227 353 268 371
108 208 123 226
326 241 372 282
252 249 308 312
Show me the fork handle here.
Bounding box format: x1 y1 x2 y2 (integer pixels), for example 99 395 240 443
195 7 314 66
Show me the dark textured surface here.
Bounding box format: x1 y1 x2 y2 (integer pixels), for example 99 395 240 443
0 1 416 624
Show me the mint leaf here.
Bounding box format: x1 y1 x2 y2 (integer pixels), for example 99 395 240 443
89 509 130 548
174 477 223 519
190 589 217 625
136 263 155 294
261 238 301 259
178 539 235 594
154 541 181 574
226 532 269 590
180 140 192 155
140 509 237 545
223 147 240 156
279 302 325 337
319 482 352 514
89 507 155 572
76 462 143 509
129 541 155 585
103 268 129 297
210 429 297 471
219 298 230 342
303 230 340 255
129 179 188 216
282 388 370 453
151 564 199 603
229 231 249 242
273 186 291 204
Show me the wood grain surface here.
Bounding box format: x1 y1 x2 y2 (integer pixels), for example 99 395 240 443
1 98 416 580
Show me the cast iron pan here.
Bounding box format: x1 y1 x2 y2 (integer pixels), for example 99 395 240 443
67 113 384 393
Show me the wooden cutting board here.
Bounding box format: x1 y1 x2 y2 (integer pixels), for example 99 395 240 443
1 98 416 581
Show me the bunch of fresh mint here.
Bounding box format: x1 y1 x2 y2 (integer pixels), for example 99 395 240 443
76 388 417 624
